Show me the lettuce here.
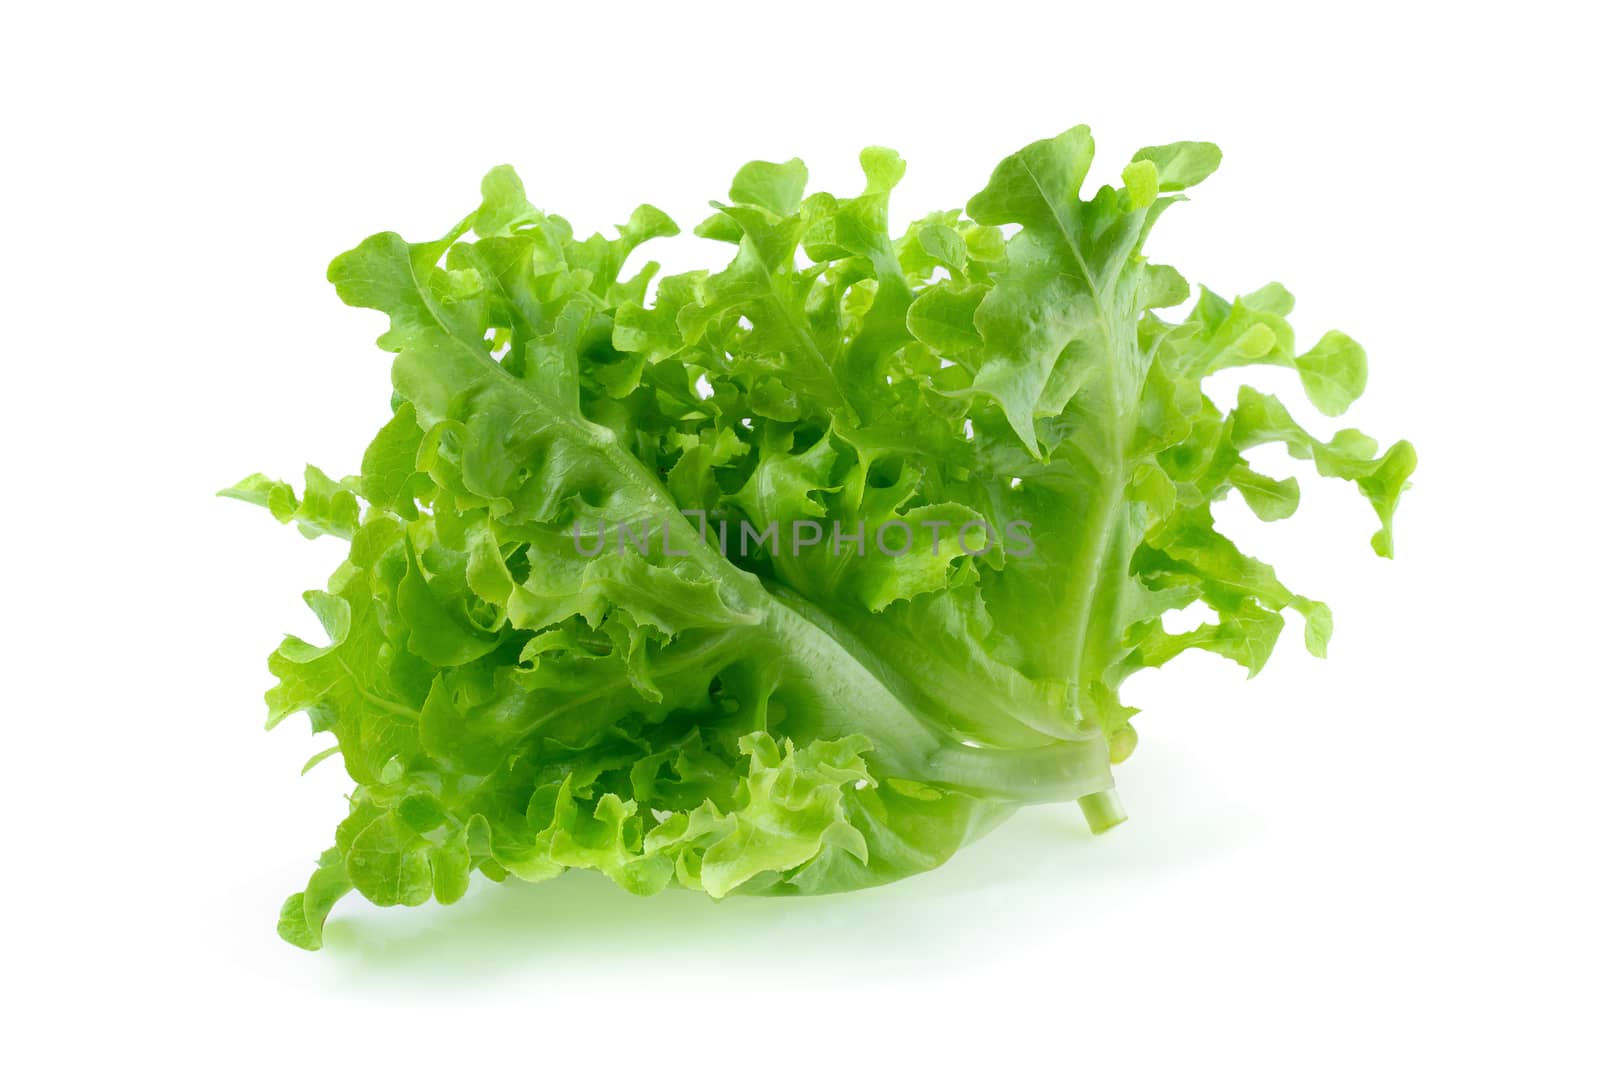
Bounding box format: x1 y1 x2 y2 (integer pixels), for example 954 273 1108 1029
227 125 1414 949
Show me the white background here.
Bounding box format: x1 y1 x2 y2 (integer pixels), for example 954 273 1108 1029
7 1 1596 1062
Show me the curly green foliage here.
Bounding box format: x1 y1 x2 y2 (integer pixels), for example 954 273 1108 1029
227 125 1414 949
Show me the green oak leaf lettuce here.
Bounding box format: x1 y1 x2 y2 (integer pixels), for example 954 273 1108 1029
228 126 1413 949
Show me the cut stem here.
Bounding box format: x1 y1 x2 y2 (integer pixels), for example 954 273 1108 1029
1078 787 1127 834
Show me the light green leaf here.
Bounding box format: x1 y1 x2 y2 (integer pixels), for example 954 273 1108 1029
1131 141 1223 191
1296 330 1369 416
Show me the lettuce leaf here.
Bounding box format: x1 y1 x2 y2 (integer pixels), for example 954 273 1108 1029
228 127 1413 949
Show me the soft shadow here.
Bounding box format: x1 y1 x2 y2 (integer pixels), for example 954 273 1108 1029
320 799 1247 986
